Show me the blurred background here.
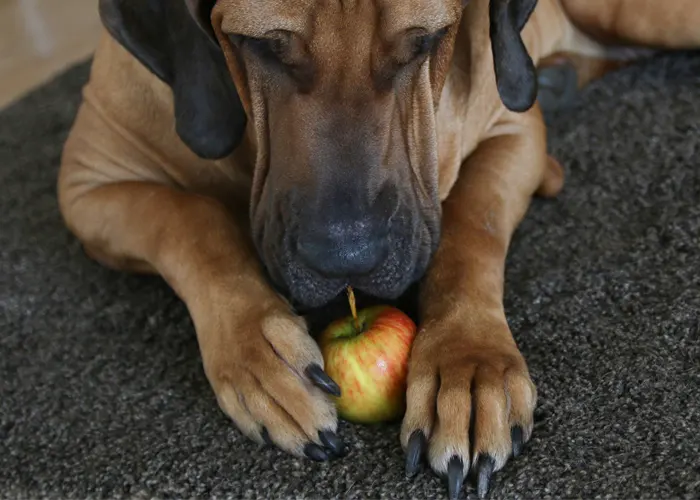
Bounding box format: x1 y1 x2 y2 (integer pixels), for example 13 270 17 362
0 0 101 108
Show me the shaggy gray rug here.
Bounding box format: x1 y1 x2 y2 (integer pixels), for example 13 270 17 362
1 50 699 499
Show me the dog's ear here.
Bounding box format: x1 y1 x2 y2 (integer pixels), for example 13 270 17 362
98 0 247 159
489 0 538 112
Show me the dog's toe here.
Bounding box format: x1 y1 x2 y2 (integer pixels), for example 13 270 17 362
537 155 565 198
205 311 344 461
400 322 536 499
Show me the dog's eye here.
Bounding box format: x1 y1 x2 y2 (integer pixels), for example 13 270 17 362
390 26 450 70
411 27 449 59
383 27 449 76
411 27 449 60
239 32 315 90
246 33 295 66
376 27 451 88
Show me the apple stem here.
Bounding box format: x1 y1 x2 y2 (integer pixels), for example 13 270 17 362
346 286 362 332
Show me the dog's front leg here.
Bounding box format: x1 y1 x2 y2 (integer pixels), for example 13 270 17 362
400 105 563 498
59 150 343 462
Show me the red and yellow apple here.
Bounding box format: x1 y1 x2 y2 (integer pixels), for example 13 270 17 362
318 295 417 424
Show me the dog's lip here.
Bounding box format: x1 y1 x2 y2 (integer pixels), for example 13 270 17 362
282 256 422 311
288 279 348 311
292 285 393 317
287 270 408 311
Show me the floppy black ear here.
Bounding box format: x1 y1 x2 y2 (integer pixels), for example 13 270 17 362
98 0 247 159
489 0 539 112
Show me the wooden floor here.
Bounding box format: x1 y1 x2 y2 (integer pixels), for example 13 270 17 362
0 0 102 109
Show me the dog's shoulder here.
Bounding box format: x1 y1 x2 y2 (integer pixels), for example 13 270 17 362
81 31 190 158
435 0 508 199
435 0 573 200
65 29 252 201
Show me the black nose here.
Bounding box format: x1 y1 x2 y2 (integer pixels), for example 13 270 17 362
296 217 388 277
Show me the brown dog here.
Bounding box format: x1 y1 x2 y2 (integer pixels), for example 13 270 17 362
57 0 700 497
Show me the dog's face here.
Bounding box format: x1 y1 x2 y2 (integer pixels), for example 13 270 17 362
211 0 466 308
99 0 538 309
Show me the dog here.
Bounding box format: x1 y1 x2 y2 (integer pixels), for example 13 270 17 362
57 0 700 497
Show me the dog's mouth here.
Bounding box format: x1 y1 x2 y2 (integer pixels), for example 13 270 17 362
268 235 431 310
257 205 438 311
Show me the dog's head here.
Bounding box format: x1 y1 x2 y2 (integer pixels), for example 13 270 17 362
100 0 538 309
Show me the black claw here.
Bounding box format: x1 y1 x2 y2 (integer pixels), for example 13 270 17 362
511 426 524 458
405 430 426 477
319 430 346 457
261 427 274 446
447 456 464 500
476 455 496 499
304 443 330 462
305 364 341 397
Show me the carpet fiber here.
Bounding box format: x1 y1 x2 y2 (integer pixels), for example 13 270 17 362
1 51 700 499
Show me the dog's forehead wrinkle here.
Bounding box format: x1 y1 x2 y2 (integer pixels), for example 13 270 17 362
220 0 458 40
218 0 316 36
379 0 461 35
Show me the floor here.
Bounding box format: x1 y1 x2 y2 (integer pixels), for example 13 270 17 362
0 0 102 109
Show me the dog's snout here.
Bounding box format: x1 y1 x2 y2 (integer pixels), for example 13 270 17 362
296 216 389 277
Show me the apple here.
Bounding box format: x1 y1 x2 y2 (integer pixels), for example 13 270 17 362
318 289 417 424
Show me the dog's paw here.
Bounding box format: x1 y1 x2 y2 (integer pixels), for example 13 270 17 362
400 320 536 499
200 307 344 461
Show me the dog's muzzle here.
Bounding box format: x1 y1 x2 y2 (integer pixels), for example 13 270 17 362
256 183 438 309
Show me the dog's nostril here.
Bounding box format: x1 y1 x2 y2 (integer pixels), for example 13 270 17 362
296 223 388 277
